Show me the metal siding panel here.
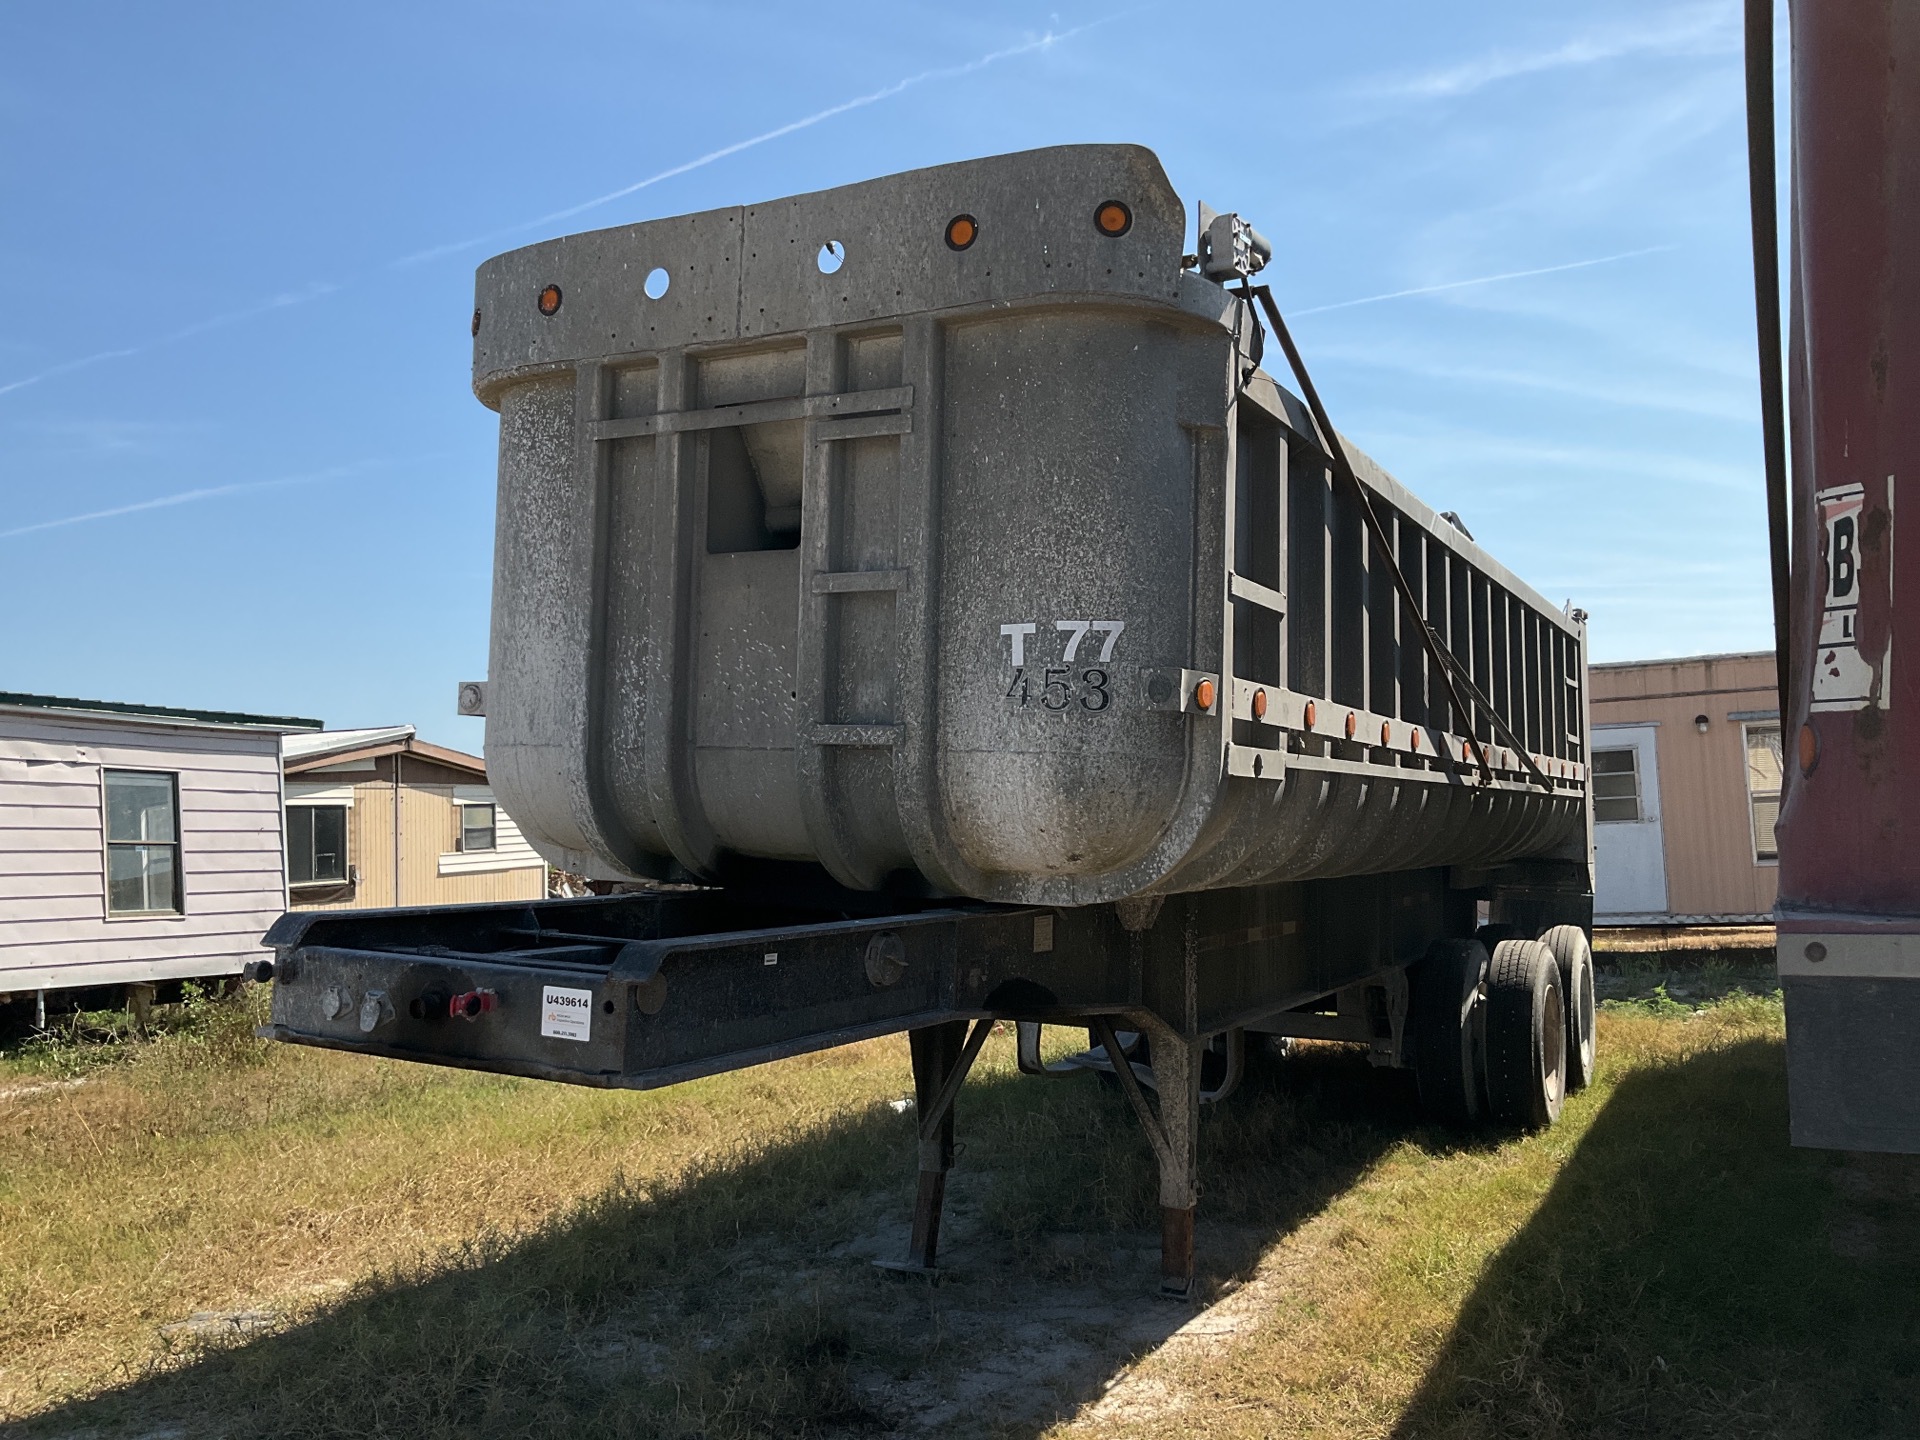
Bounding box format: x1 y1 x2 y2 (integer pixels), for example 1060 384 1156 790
1590 656 1780 917
0 715 285 990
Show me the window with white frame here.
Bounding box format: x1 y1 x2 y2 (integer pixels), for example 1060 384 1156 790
288 804 349 884
459 802 497 853
1745 723 1783 863
1591 747 1641 822
105 769 183 915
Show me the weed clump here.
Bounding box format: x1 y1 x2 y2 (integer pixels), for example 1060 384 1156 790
5 982 271 1083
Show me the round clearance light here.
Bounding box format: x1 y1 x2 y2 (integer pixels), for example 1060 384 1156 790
1094 200 1133 237
1303 700 1317 728
1251 688 1269 720
1462 740 1474 763
470 309 482 338
1344 712 1357 740
945 214 978 251
537 284 563 317
1193 678 1217 712
1380 721 1392 746
1410 729 1422 752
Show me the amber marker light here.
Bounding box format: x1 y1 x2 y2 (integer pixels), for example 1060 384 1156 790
1303 700 1317 728
1411 729 1421 751
945 214 978 250
1252 688 1269 720
1193 678 1217 712
1381 721 1392 746
1094 200 1132 237
537 284 563 317
1344 712 1357 740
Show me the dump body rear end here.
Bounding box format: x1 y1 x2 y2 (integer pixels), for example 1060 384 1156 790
471 144 1589 906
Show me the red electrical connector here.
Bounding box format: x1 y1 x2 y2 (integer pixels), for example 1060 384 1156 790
449 988 498 1020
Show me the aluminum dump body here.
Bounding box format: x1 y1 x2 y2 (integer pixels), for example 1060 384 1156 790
472 145 1589 906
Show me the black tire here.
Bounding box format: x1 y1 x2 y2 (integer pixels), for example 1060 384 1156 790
1484 939 1566 1129
1540 924 1597 1091
1411 938 1489 1126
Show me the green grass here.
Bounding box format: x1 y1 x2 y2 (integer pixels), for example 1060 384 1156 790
3 972 1915 1438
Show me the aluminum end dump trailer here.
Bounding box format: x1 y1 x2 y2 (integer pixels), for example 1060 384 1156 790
259 146 1598 1293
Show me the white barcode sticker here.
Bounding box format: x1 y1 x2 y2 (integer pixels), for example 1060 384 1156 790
540 986 593 1042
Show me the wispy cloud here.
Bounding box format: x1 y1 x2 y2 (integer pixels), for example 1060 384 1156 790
2 17 1124 400
1360 424 1755 492
1308 332 1752 422
0 457 393 541
395 18 1123 267
0 282 343 402
8 416 221 457
1365 2 1738 101
1288 245 1674 318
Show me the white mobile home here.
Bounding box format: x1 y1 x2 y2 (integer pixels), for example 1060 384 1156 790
0 692 321 1003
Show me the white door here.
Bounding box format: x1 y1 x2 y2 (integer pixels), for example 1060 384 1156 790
1592 725 1668 920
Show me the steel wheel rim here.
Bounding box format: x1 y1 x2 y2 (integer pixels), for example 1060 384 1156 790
1542 981 1566 1098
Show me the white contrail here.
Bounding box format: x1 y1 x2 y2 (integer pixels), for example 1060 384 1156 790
1288 246 1675 317
0 457 393 541
1366 2 1736 101
1 18 1120 400
0 282 344 401
393 18 1118 267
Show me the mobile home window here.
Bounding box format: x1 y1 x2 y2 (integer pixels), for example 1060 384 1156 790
1745 723 1783 862
1591 748 1641 823
288 804 349 885
459 802 497 853
104 769 182 915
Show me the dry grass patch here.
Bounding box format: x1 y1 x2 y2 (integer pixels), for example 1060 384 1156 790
1063 994 1920 1440
6 976 1915 1438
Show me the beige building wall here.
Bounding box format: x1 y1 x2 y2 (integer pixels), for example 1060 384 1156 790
1590 651 1778 919
289 756 545 912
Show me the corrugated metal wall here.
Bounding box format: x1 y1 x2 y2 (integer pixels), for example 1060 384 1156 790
1591 652 1779 920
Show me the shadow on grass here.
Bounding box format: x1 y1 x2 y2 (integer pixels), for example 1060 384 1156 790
1392 1036 1920 1440
20 1039 1422 1439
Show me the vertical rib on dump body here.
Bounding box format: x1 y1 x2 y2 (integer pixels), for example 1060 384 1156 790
472 145 1589 906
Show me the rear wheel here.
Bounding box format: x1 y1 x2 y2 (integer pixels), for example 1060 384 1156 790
1475 922 1521 951
1540 924 1597 1091
1411 938 1490 1126
1484 939 1566 1129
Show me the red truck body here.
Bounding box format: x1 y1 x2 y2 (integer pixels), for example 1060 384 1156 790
1778 0 1920 1149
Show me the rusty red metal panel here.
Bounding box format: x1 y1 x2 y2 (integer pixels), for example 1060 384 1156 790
1778 0 1920 1151
1779 0 1917 915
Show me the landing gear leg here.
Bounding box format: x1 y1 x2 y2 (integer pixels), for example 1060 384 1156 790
1094 1017 1202 1296
881 1018 990 1275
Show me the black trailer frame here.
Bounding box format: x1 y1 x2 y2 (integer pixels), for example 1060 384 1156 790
259 859 1587 1293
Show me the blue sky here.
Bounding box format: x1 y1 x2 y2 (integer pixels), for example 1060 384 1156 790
1 1 1777 747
